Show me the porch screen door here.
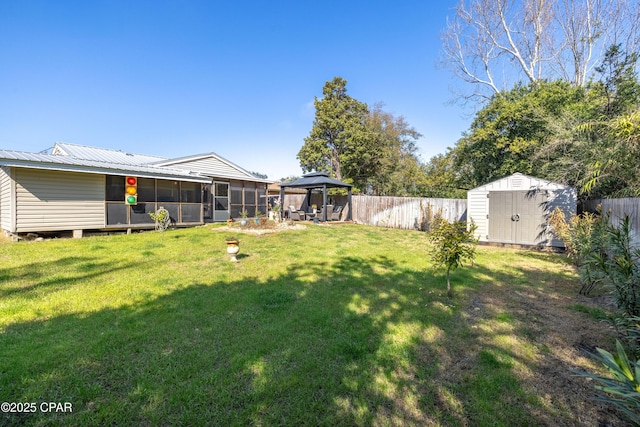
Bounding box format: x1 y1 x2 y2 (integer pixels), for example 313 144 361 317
213 182 230 221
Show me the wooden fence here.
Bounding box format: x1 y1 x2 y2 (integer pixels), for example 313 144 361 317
584 198 640 247
283 194 467 231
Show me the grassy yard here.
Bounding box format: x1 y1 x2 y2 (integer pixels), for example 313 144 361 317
0 223 625 426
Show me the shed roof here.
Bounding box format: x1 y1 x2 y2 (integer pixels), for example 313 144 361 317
469 173 574 193
281 172 352 189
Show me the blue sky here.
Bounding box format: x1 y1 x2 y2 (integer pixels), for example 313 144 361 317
0 1 471 180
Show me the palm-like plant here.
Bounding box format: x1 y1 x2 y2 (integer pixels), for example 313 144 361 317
580 340 640 425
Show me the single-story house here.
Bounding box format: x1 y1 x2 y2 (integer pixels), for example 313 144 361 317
0 142 271 237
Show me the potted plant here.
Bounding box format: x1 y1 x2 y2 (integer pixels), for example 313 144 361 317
225 236 240 262
239 209 248 226
271 197 281 222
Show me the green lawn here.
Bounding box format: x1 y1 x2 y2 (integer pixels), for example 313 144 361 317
0 224 620 426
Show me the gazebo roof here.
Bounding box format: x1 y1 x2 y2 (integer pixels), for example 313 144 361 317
280 172 352 189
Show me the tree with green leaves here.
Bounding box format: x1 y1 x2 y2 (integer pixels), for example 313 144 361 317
451 80 589 190
297 77 370 184
593 45 640 119
574 45 640 197
298 78 425 195
250 171 268 179
428 219 478 298
435 43 640 199
420 152 468 198
362 103 423 196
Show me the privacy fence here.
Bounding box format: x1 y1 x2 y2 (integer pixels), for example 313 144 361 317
283 194 467 231
584 198 640 247
284 193 640 244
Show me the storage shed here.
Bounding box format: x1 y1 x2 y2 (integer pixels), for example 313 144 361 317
467 173 576 247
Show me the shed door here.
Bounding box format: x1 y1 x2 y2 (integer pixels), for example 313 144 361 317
488 191 547 245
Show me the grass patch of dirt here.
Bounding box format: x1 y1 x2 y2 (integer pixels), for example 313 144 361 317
433 247 625 426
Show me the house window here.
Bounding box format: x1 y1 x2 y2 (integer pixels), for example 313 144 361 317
230 181 244 218
257 186 267 216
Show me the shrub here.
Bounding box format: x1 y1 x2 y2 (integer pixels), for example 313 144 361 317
601 216 640 318
579 340 640 425
611 315 640 359
548 207 609 295
149 208 171 232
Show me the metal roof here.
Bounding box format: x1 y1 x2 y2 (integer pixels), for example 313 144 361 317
0 149 211 183
281 172 352 189
52 142 167 165
0 142 272 184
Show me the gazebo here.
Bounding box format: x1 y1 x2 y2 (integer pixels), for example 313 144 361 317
279 172 352 222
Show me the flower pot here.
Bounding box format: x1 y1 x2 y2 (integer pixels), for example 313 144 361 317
226 240 240 262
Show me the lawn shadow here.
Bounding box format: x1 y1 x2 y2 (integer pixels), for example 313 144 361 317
0 248 625 426
0 256 148 299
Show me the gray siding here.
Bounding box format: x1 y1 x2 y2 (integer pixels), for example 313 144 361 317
0 166 13 232
15 169 105 232
169 157 254 180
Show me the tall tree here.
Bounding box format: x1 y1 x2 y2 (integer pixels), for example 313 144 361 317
297 77 370 182
421 152 469 198
362 104 423 196
432 47 640 199
592 44 640 118
441 0 640 101
452 80 588 188
298 78 425 195
556 46 640 197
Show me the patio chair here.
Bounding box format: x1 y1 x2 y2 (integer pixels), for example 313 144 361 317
331 205 343 221
319 204 334 221
288 205 306 221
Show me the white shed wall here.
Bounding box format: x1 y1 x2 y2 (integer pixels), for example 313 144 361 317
467 190 488 240
0 166 13 232
15 169 105 232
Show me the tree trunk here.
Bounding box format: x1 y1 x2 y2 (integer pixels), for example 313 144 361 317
446 265 452 298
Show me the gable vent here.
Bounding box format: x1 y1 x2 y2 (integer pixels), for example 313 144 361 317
511 177 523 188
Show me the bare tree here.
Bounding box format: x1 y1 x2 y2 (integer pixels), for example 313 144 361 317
441 0 640 101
